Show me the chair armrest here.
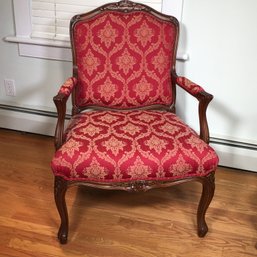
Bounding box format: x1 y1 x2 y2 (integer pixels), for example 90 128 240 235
58 77 77 97
173 74 213 144
175 76 205 96
53 77 77 150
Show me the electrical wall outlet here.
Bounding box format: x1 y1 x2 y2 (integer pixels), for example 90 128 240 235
4 79 16 96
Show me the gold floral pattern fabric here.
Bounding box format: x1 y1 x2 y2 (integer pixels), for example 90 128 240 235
51 111 219 182
58 77 77 96
73 11 176 108
176 77 204 95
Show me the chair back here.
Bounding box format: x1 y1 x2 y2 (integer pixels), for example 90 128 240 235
70 0 179 111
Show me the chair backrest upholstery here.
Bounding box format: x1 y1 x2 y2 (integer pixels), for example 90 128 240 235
70 0 179 110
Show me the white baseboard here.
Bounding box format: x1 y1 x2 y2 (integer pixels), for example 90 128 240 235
210 142 257 172
0 108 57 136
0 106 256 172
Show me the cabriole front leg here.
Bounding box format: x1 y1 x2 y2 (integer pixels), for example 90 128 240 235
54 176 69 244
197 172 215 237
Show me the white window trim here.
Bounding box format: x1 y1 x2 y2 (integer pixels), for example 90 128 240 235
5 0 188 61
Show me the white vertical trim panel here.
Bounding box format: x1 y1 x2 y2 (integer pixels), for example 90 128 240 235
13 0 32 37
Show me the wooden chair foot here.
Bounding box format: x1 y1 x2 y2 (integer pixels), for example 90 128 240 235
54 176 69 244
58 225 68 244
197 172 215 237
197 223 208 237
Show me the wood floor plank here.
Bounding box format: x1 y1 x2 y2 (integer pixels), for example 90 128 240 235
0 128 256 257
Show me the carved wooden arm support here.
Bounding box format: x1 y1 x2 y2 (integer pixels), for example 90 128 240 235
53 77 77 150
172 73 213 144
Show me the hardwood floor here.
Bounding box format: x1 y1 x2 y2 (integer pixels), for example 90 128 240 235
0 128 256 257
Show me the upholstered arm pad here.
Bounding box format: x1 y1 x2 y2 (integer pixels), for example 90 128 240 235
173 74 213 144
53 77 77 150
58 77 78 97
175 76 204 96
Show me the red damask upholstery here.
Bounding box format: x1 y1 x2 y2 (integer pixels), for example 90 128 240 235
58 77 77 97
73 11 176 109
52 111 218 182
176 77 204 95
52 0 218 245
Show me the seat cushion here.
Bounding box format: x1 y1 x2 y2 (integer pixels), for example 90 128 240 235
51 111 218 182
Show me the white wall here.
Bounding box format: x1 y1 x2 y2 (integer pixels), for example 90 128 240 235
0 0 256 171
180 0 257 144
0 0 72 134
0 3 72 106
175 0 257 171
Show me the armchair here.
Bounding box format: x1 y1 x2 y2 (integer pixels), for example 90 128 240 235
51 0 219 244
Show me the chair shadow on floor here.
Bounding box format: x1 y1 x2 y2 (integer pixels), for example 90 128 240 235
67 181 203 242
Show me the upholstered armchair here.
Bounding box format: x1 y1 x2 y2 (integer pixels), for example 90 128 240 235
51 0 219 244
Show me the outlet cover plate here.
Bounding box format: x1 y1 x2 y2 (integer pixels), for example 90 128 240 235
4 79 16 96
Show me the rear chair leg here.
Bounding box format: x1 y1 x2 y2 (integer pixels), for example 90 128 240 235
197 172 215 237
54 176 69 244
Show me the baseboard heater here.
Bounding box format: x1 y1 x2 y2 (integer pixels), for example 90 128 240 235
210 137 257 151
0 104 71 119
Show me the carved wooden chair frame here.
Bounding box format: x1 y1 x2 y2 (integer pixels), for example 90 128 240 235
53 0 217 244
